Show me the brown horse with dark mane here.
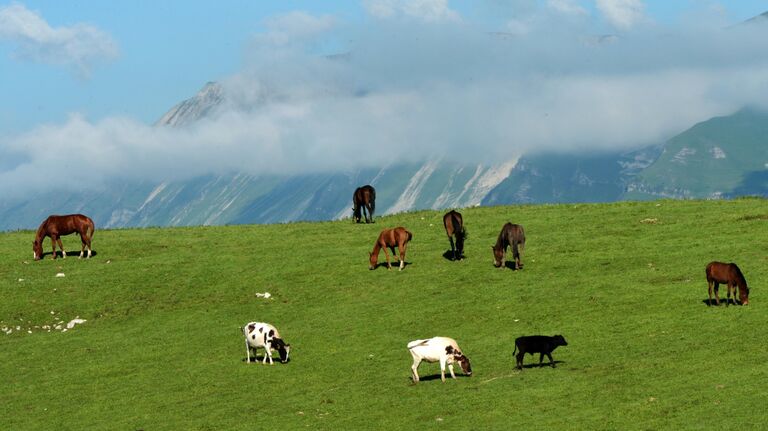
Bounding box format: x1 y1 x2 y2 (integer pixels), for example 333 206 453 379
492 222 525 270
443 210 466 261
33 214 94 260
706 261 749 306
369 227 412 270
353 185 376 223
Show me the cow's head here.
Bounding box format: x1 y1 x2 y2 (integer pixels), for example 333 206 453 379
272 337 291 363
33 239 43 261
456 352 472 376
553 335 568 347
368 251 378 270
491 245 504 268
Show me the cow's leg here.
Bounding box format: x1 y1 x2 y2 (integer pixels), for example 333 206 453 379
539 353 545 367
266 342 274 365
245 339 251 363
411 358 421 383
516 351 525 370
448 362 456 380
439 357 447 382
547 352 555 368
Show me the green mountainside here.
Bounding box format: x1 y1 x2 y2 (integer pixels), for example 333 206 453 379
2 199 767 429
627 108 768 199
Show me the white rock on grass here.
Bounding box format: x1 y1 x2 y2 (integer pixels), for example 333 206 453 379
66 318 87 329
55 273 65 277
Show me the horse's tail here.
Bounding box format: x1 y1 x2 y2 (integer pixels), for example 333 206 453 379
369 188 376 216
407 230 413 243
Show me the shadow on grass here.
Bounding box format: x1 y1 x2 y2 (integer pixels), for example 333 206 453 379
701 298 743 307
242 356 290 364
516 360 565 369
39 250 98 260
504 261 523 271
371 261 411 270
410 373 473 384
442 250 465 261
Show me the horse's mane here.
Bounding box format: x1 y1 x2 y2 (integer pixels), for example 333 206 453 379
731 263 748 288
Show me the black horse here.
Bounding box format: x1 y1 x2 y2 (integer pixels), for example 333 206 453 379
353 185 376 223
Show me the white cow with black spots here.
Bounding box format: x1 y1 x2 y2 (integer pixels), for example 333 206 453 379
407 336 472 383
243 322 291 364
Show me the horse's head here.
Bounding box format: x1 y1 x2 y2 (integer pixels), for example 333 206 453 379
491 245 504 268
33 239 43 261
368 251 378 270
739 285 750 305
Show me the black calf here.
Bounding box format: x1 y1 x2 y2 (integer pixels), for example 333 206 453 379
513 335 568 369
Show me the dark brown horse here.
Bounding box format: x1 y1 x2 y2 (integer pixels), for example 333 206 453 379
492 222 525 270
353 185 376 223
369 227 412 271
443 210 466 261
706 261 749 306
33 214 94 260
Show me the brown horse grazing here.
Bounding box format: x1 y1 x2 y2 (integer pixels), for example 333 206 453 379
33 214 95 261
353 185 376 224
706 261 749 306
492 222 525 270
369 227 412 271
443 210 466 261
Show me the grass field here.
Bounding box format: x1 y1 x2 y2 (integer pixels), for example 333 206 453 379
1 199 767 430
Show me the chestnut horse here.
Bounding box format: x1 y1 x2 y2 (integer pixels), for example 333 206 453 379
369 227 412 270
353 185 376 223
492 222 525 270
443 210 466 261
33 214 94 260
706 261 749 306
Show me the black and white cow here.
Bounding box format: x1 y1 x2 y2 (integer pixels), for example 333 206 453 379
243 322 291 364
513 335 567 369
407 337 472 383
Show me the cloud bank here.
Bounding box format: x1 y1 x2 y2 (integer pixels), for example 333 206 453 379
0 3 118 78
2 2 768 199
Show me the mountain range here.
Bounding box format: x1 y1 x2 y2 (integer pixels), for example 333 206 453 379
1 82 766 231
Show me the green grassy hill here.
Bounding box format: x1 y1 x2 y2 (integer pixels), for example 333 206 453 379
1 199 767 430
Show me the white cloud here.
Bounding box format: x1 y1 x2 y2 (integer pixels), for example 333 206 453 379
258 11 336 46
363 0 460 22
0 3 117 78
548 0 588 16
595 0 646 29
2 9 768 199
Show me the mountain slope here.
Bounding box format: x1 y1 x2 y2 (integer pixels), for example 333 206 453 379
627 108 768 199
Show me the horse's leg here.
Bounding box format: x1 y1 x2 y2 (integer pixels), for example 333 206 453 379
714 282 720 306
56 237 66 259
383 246 392 270
727 282 734 307
50 236 58 260
707 281 714 306
399 243 406 271
389 246 398 261
79 234 86 258
448 236 456 260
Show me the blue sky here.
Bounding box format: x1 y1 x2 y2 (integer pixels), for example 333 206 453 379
1 0 768 198
1 0 766 134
